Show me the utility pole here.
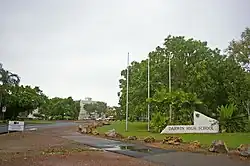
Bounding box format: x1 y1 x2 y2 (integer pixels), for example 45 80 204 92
169 52 172 123
147 54 150 131
125 52 129 131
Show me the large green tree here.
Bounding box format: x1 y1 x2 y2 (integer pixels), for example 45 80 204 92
227 27 250 70
0 64 46 119
0 63 21 112
3 85 46 119
0 63 81 120
118 34 250 125
84 101 108 118
227 27 250 121
39 97 80 120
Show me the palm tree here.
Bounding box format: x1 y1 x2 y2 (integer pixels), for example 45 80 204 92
0 63 20 111
0 63 20 86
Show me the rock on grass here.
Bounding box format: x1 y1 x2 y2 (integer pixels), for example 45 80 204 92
208 140 229 153
144 136 155 143
104 129 123 138
162 136 183 145
127 136 138 140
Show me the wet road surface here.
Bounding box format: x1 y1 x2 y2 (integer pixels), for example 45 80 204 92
63 133 249 166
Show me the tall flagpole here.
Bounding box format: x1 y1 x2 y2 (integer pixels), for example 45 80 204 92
125 52 129 131
169 52 172 123
147 54 150 131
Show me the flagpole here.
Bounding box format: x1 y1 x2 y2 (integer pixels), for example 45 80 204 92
147 54 150 131
125 52 129 131
169 53 172 123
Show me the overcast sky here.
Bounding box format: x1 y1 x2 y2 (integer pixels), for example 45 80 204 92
0 0 249 106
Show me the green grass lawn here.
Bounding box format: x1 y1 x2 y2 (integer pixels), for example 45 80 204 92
97 121 250 148
24 120 55 124
0 120 55 125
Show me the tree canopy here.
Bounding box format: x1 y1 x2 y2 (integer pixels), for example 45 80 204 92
38 97 80 120
227 27 250 70
0 64 81 120
118 28 250 132
84 101 108 118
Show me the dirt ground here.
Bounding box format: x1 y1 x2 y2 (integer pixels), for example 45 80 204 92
0 126 159 166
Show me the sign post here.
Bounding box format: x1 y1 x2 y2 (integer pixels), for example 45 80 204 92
2 106 6 120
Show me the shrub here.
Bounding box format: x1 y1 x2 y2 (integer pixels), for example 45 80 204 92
217 104 248 132
247 120 250 132
150 112 169 133
128 116 136 122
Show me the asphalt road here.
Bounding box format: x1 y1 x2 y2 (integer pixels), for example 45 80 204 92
0 125 7 133
0 121 76 134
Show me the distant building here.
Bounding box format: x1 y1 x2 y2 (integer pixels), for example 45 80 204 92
78 97 106 120
78 97 94 120
78 97 95 120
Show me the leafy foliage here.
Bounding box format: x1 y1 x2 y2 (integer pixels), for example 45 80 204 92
39 97 80 120
0 64 80 120
148 89 202 123
2 85 46 119
83 103 96 117
217 104 247 132
109 106 124 120
0 63 20 86
150 112 168 132
84 101 107 118
118 28 250 133
227 27 250 71
247 121 250 132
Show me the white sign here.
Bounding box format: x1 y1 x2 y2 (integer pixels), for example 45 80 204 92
161 111 219 134
2 106 6 113
161 125 219 134
8 121 25 132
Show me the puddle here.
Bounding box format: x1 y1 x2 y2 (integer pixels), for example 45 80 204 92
121 146 152 152
88 147 103 151
104 145 152 153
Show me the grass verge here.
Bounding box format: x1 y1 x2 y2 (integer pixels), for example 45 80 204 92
0 120 55 125
97 121 250 148
24 120 55 124
0 120 5 125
